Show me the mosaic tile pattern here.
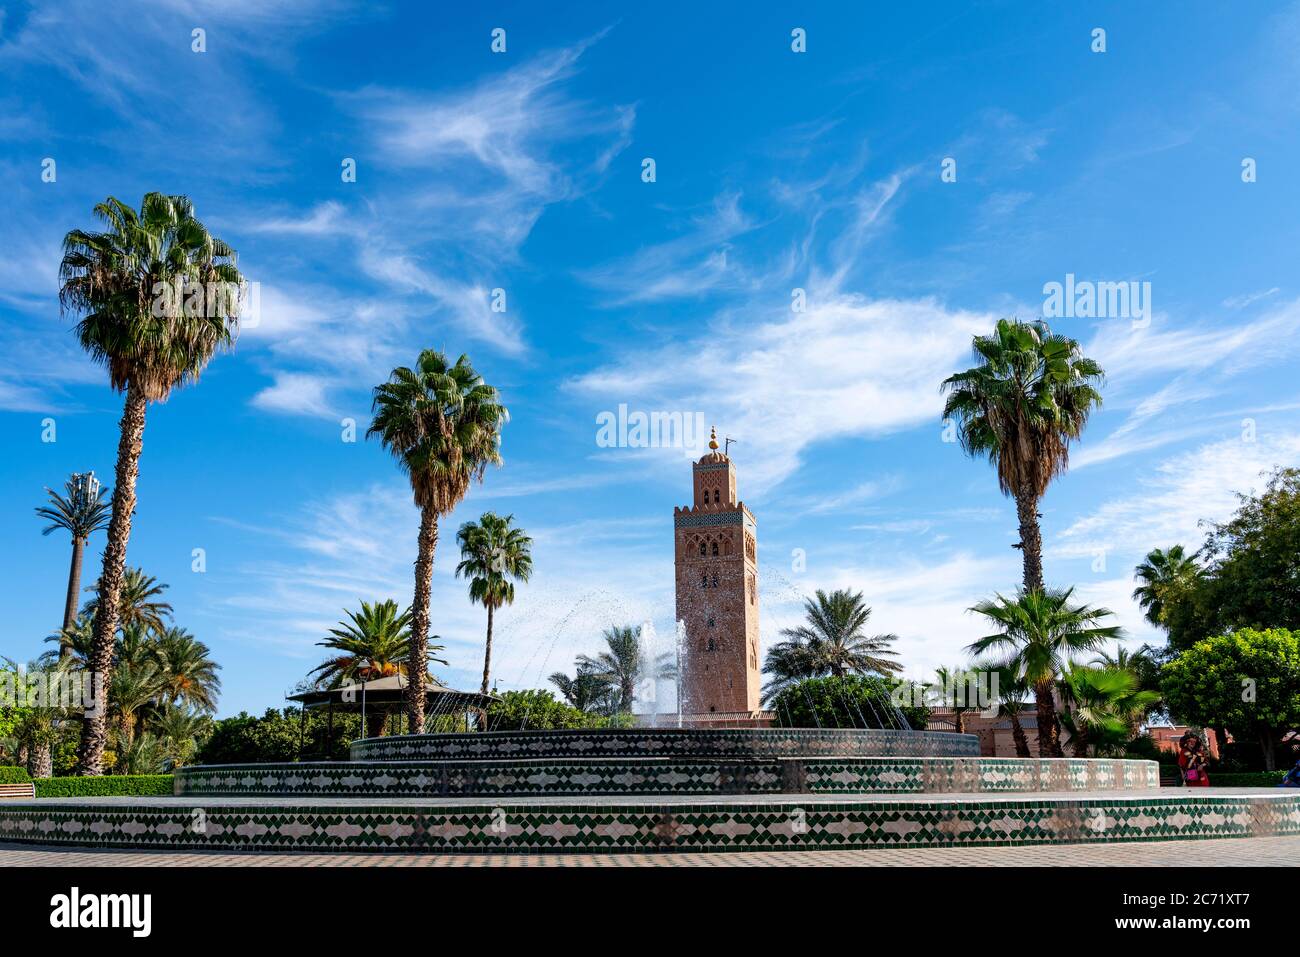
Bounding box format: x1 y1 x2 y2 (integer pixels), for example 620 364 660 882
175 757 1159 798
349 727 981 762
3 791 1297 853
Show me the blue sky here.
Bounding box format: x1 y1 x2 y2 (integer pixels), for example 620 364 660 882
4 1 1300 717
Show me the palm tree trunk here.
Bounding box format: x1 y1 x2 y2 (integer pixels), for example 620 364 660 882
60 537 85 658
1014 483 1044 593
1033 680 1062 757
1070 728 1089 757
79 384 147 776
480 602 495 695
28 743 52 779
407 506 438 734
1009 711 1031 757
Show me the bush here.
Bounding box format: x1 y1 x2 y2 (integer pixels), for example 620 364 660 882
486 690 596 731
35 775 173 797
771 675 929 730
196 708 362 764
0 766 32 784
1207 771 1288 787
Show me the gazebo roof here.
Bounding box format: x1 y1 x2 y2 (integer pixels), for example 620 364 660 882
287 674 498 711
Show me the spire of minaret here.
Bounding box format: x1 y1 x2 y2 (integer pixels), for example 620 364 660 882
708 426 719 451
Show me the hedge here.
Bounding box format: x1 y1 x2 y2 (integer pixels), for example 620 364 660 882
34 775 174 797
1206 771 1288 787
0 766 32 785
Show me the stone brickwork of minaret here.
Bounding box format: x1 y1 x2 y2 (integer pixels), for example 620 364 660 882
674 428 760 715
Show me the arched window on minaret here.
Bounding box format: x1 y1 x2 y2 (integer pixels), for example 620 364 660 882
711 541 719 556
698 542 706 557
713 489 720 503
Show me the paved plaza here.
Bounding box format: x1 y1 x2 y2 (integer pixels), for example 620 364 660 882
2 833 1297 866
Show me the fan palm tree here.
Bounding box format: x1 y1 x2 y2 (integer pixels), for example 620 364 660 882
36 472 112 655
60 192 242 775
576 625 672 714
456 512 533 695
780 589 902 677
1058 666 1160 757
153 626 221 713
941 319 1104 592
368 350 507 733
1132 545 1202 628
967 587 1121 757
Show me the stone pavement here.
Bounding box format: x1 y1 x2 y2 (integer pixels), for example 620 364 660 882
2 834 1297 866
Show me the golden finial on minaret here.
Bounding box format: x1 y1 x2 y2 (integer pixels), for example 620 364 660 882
708 426 719 451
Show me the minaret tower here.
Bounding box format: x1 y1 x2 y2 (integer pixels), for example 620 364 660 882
673 427 760 717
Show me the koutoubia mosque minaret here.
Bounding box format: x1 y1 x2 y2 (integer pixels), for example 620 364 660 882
673 427 762 719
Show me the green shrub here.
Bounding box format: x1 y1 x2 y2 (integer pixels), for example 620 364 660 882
0 766 32 784
771 675 929 730
1205 771 1288 787
486 690 597 731
197 708 362 764
35 775 173 797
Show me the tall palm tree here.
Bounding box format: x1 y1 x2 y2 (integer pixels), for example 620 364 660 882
779 589 902 677
60 192 242 776
576 625 664 714
456 512 533 695
368 350 507 733
941 319 1104 592
967 587 1121 757
153 627 221 713
35 472 111 656
1132 545 1202 628
83 567 172 637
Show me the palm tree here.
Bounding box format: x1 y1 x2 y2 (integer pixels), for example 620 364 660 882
83 567 172 637
153 627 221 713
110 661 164 771
933 665 978 735
1 657 69 779
153 705 211 769
1058 666 1160 757
760 638 821 706
941 319 1104 592
781 589 902 677
60 192 242 775
36 472 111 656
576 625 671 714
967 587 1121 757
549 665 618 714
456 512 533 695
991 663 1033 757
1132 545 1202 628
368 350 507 733
41 615 94 669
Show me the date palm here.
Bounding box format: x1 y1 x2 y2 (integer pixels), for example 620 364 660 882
60 192 243 775
153 626 221 713
1132 545 1202 628
83 567 172 637
760 638 821 706
456 512 533 695
549 666 618 714
968 588 1121 757
780 589 902 678
576 625 672 714
153 705 211 769
36 472 111 656
942 319 1104 592
110 660 164 771
368 351 507 732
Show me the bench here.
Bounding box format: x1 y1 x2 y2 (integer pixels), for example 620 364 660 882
0 782 36 799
